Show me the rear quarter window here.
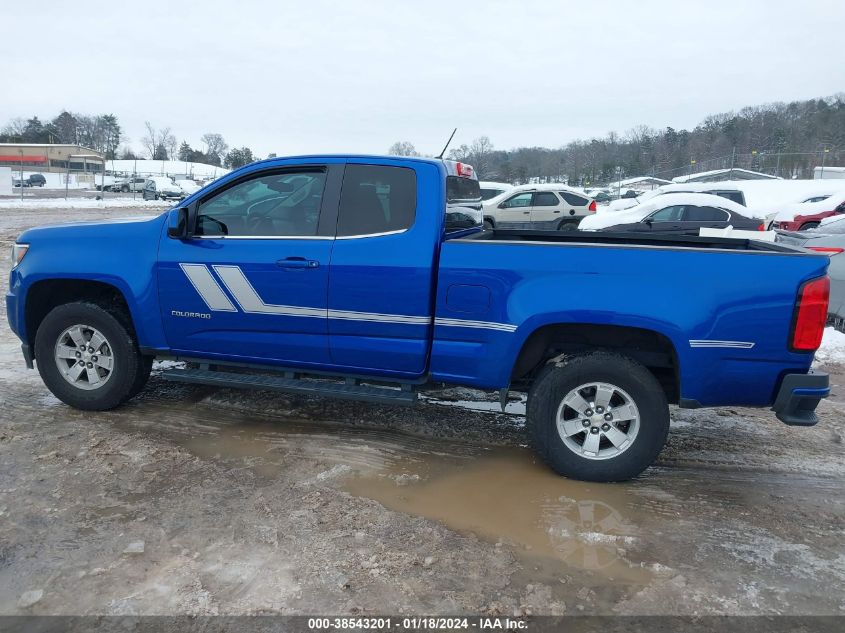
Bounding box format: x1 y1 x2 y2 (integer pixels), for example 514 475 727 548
337 165 417 237
560 192 589 206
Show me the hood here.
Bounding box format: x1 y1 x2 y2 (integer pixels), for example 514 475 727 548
18 213 166 244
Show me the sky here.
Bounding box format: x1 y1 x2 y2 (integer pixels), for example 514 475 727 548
1 0 843 158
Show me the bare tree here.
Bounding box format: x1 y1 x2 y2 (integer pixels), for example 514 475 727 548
387 141 418 156
141 121 158 159
1 117 27 139
201 133 228 164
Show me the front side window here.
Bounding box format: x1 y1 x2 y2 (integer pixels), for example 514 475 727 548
337 165 416 237
533 192 559 206
648 205 685 222
683 206 729 222
560 191 588 206
196 170 326 237
501 192 532 208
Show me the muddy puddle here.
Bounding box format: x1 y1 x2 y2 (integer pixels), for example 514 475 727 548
343 447 657 588
118 400 659 592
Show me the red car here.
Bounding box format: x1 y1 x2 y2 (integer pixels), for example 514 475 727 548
776 197 845 231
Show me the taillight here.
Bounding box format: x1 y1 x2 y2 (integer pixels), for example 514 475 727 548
807 247 844 256
757 223 765 231
455 162 474 178
790 276 829 351
588 200 597 212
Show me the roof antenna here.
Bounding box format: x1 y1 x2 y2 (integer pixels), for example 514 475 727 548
437 128 457 159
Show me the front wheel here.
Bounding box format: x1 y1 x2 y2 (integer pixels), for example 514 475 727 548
527 352 669 481
34 302 151 410
483 220 494 230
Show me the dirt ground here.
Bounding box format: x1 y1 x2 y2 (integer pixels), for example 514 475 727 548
1 207 844 617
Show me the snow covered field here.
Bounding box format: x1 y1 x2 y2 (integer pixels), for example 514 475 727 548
0 197 170 210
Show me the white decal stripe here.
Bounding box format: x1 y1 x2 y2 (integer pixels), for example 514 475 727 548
179 263 237 312
435 317 518 332
328 309 430 325
179 263 518 332
689 340 755 349
212 265 327 317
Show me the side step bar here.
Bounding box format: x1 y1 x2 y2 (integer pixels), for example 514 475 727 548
161 367 418 406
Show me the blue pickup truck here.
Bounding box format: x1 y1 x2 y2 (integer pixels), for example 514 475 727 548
6 155 832 481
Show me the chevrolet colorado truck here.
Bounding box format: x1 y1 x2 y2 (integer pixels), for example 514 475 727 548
6 155 832 481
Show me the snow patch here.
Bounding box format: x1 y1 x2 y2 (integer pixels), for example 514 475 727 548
0 197 170 210
814 327 845 365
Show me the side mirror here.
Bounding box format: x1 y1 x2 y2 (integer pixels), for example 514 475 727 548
167 207 191 239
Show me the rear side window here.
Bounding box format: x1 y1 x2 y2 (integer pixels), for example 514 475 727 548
560 192 589 206
683 206 729 222
533 192 559 206
711 190 744 206
480 188 504 201
337 165 416 237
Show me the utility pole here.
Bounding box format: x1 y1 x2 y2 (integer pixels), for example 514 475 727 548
820 146 831 179
730 147 735 180
19 150 23 202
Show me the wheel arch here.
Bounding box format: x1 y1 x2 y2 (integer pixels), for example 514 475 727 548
510 321 681 404
24 278 139 351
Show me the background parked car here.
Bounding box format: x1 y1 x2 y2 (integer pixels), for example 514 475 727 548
483 184 596 230
27 174 46 187
772 191 845 231
143 176 184 200
479 181 513 201
12 178 30 188
579 193 765 233
113 176 147 193
776 215 845 330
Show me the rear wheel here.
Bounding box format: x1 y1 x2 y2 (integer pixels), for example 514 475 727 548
121 185 130 193
34 302 151 410
557 220 577 231
527 352 669 481
799 222 819 231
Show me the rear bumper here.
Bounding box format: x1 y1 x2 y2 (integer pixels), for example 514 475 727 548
772 371 829 426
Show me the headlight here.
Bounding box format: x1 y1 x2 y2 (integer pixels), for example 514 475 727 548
11 243 29 268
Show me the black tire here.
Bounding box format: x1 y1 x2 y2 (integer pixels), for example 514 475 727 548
557 220 577 231
483 220 494 230
527 351 669 482
121 185 130 193
799 222 819 231
34 302 150 411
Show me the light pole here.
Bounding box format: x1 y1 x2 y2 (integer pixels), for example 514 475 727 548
820 146 831 179
689 159 696 182
19 150 24 202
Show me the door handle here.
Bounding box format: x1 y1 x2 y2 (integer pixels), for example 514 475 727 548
523 211 530 215
276 257 319 269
